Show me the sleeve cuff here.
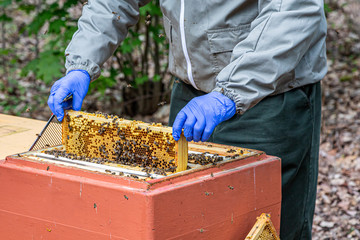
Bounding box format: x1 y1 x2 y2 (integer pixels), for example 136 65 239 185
212 86 245 115
65 54 101 82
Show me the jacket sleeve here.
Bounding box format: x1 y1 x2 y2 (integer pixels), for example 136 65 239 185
65 0 151 81
212 0 327 114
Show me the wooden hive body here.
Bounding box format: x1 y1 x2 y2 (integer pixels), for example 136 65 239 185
62 110 187 172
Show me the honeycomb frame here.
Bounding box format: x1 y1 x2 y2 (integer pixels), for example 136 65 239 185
245 213 280 240
62 110 188 172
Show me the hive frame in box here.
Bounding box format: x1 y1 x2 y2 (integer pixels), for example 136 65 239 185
0 144 281 239
21 139 259 180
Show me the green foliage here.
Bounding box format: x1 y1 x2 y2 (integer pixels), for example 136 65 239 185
0 0 12 7
1 0 169 116
324 4 332 14
89 69 118 95
17 0 80 83
340 75 352 82
21 50 63 84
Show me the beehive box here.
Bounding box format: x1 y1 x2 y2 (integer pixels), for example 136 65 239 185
0 149 281 239
0 114 281 239
62 110 188 172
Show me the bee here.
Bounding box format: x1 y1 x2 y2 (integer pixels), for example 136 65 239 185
46 166 50 171
94 203 97 208
157 101 166 106
145 20 151 25
117 16 121 20
126 84 132 88
98 128 105 135
158 33 164 38
228 185 234 190
124 195 129 200
112 11 117 14
25 108 30 112
227 149 236 153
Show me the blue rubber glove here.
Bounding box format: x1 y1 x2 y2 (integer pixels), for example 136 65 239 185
172 91 236 142
47 70 90 122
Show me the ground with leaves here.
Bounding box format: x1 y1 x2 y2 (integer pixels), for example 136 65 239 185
312 1 360 238
0 1 359 239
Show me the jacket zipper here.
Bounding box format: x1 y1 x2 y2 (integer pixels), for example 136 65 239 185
180 0 199 90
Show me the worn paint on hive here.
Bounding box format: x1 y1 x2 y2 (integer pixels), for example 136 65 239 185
62 110 187 171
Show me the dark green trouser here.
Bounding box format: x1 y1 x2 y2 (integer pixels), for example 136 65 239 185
169 80 321 240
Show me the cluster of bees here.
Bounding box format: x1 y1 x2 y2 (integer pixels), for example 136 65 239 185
62 110 179 172
188 152 225 165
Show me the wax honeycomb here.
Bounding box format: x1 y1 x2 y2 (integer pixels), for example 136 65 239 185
62 110 187 172
245 213 280 240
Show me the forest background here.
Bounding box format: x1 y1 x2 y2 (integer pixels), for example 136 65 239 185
0 0 359 238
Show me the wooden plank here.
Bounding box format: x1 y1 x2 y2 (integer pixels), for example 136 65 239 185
188 141 255 157
175 134 188 172
0 114 45 158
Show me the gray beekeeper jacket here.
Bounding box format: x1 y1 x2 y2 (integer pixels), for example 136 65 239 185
65 0 327 114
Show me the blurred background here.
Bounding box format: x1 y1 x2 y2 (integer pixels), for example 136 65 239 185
0 0 359 239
